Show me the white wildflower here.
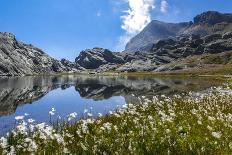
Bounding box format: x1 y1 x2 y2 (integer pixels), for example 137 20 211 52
0 137 8 149
27 119 35 123
87 113 93 117
15 115 24 120
98 113 103 117
68 112 77 121
212 131 221 139
63 147 70 154
49 111 55 116
84 109 88 113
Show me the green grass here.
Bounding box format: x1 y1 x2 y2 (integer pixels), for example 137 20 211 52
1 84 232 154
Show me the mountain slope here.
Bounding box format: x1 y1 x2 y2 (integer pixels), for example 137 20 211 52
0 33 81 76
125 11 232 52
82 31 232 73
125 21 192 52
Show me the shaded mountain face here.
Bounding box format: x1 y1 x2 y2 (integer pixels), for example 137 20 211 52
125 21 192 52
125 11 232 52
0 33 82 76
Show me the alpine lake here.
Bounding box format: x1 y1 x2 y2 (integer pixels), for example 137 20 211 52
0 74 225 135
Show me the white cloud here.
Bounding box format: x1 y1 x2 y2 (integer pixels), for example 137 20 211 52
160 0 168 13
116 0 155 51
121 0 155 34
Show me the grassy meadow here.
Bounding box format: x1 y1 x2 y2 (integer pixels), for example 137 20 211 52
0 84 232 154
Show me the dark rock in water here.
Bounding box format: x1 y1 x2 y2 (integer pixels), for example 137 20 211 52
75 48 125 69
0 32 79 76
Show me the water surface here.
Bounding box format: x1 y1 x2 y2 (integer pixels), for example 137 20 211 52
0 75 223 135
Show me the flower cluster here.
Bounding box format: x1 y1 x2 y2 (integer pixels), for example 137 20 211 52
0 85 232 154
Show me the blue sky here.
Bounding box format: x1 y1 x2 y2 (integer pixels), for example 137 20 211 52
0 0 231 60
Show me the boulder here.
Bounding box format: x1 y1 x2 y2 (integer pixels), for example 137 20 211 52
75 48 125 69
116 60 157 72
222 31 232 39
203 34 222 43
61 59 84 71
205 40 232 53
155 39 176 49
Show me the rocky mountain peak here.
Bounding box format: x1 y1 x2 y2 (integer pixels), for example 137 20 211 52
0 32 15 39
125 11 232 52
193 11 232 25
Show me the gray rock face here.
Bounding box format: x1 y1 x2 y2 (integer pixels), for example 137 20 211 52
125 20 192 52
126 11 232 52
75 48 125 69
222 32 232 39
61 59 84 71
194 11 232 25
0 33 79 76
116 59 157 72
95 31 232 72
151 32 232 59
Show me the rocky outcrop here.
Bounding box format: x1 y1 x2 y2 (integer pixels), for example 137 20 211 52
0 33 80 76
126 11 232 52
91 31 232 72
75 48 125 69
125 21 192 52
154 51 232 72
61 59 84 71
193 11 232 25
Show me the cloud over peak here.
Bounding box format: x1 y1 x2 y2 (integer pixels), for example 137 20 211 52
121 0 155 35
115 0 155 51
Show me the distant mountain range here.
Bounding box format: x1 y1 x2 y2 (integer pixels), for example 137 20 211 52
0 11 232 76
125 11 232 52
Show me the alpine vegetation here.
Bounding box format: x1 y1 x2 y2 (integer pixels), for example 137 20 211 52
0 85 232 154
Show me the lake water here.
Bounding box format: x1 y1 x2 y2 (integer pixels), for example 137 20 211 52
0 75 223 135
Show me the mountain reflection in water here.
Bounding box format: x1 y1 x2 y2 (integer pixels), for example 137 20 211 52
0 75 222 117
